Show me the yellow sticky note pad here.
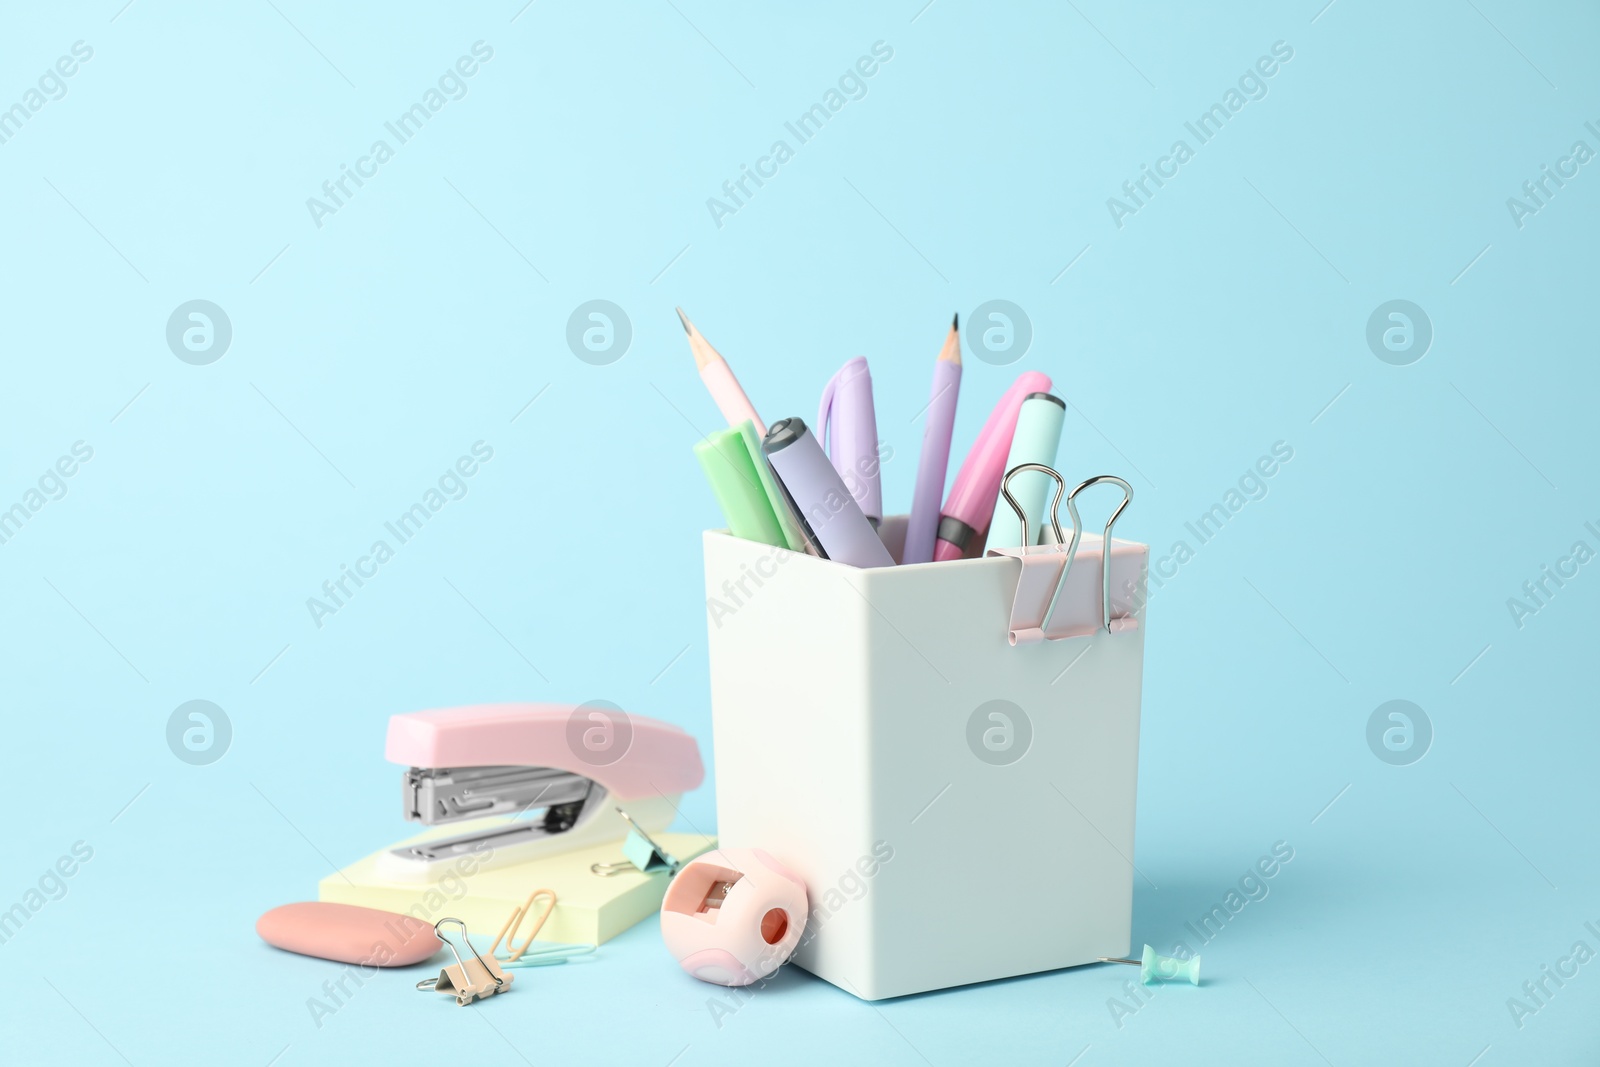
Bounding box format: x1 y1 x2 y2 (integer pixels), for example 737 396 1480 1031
319 832 716 946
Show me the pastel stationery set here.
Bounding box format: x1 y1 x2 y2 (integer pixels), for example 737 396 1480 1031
258 308 1158 1009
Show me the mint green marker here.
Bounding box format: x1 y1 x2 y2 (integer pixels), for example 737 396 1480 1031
987 392 1066 550
737 418 807 552
695 424 784 547
693 420 806 552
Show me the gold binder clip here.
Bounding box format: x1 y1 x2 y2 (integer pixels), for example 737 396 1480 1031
415 917 514 1006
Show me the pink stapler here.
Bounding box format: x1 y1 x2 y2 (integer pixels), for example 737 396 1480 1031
374 703 704 883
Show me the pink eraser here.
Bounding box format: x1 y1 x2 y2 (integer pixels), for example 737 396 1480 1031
660 848 808 987
256 902 441 967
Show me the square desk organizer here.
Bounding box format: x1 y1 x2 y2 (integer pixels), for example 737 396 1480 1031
704 514 1149 1000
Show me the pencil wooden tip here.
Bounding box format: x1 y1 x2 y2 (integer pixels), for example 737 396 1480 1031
939 318 962 365
677 308 716 369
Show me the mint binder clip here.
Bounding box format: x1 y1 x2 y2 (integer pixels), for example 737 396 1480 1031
590 808 682 877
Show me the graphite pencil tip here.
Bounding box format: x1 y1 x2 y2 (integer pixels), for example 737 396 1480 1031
677 308 716 369
938 316 962 364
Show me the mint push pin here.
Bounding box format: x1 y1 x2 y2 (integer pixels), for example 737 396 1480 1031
1099 945 1201 985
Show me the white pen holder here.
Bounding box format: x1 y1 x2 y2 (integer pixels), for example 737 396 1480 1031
703 515 1149 1000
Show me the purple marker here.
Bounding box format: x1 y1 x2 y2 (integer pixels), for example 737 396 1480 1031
763 418 895 569
904 314 962 565
817 357 883 527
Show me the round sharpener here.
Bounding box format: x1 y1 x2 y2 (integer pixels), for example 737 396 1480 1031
660 848 808 986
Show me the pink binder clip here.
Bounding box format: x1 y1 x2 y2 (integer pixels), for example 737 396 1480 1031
989 468 1144 645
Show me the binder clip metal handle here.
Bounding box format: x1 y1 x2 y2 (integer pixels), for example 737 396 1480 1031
1062 474 1133 635
1001 466 1134 636
1000 462 1069 551
1001 463 1075 632
416 917 513 1005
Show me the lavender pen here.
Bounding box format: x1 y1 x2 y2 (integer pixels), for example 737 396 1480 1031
817 356 883 527
763 418 896 569
903 314 962 565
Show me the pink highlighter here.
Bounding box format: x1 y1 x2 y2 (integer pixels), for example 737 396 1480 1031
933 371 1053 562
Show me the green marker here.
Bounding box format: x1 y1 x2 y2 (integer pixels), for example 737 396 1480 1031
737 419 807 551
694 420 804 551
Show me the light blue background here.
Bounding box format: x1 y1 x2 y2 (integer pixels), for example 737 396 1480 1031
3 1 1596 1063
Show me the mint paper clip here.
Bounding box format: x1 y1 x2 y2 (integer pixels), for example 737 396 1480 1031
590 808 682 877
1099 945 1202 985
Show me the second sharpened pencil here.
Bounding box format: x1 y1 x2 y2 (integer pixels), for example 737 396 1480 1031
677 307 765 435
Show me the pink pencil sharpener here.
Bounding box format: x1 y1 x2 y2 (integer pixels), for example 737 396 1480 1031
660 847 808 986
